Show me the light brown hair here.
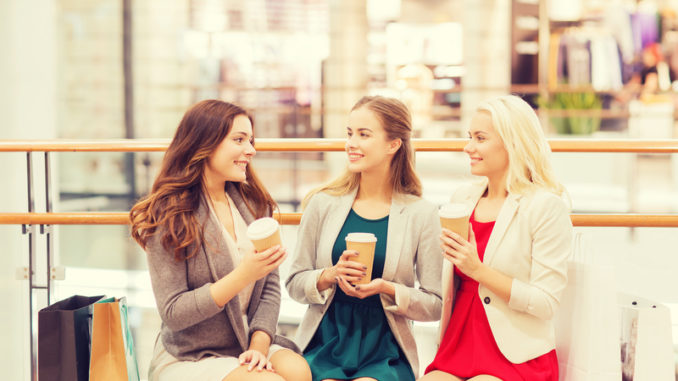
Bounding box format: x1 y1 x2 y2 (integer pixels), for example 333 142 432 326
303 95 421 207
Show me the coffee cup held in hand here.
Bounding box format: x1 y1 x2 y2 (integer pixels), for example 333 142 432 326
344 232 377 285
439 203 471 240
246 217 282 252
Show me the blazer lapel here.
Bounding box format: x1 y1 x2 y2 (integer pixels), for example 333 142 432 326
460 179 519 266
197 199 232 281
226 183 255 225
482 193 520 265
225 184 263 322
381 197 408 281
316 188 357 269
464 179 489 206
199 192 248 351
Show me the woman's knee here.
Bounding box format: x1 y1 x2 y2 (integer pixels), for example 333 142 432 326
269 349 311 381
222 365 285 381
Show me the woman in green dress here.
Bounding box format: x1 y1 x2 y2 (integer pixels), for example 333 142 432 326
285 96 443 381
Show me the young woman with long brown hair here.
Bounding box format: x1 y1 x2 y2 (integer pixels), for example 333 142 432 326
285 96 443 381
130 99 311 381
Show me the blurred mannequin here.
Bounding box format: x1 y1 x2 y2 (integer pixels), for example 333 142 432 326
617 43 670 102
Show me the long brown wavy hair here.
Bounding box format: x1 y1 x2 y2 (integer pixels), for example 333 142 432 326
303 95 422 208
130 100 276 261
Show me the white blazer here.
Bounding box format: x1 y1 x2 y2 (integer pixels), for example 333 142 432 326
286 188 443 376
439 179 573 364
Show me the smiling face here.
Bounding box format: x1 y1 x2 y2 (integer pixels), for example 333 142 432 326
464 111 509 179
204 114 255 184
345 106 400 174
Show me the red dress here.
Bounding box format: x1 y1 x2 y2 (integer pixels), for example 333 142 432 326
425 211 559 381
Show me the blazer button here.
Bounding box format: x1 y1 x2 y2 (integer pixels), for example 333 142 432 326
484 296 491 304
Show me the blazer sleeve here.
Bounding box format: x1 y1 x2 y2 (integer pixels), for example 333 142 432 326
145 234 223 332
285 193 332 305
383 201 443 321
249 268 282 341
508 193 572 320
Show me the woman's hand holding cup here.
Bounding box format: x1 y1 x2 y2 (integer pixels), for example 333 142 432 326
240 216 287 282
239 245 287 282
334 250 368 284
318 250 367 291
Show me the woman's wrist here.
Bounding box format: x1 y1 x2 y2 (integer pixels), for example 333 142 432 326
471 263 489 284
248 331 271 355
316 267 336 291
210 265 251 307
231 265 252 286
379 279 396 298
469 263 514 303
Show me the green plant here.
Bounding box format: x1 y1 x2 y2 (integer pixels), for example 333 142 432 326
537 92 602 135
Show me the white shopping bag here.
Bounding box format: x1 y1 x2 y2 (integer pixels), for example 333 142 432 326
554 233 622 381
619 293 674 381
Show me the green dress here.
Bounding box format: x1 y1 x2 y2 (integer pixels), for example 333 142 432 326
303 209 415 381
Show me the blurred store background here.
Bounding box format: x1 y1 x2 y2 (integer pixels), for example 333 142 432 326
2 0 678 379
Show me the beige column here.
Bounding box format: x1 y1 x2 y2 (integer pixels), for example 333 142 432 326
0 0 58 379
323 0 368 176
461 0 511 123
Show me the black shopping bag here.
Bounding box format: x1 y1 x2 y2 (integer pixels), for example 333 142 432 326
38 295 105 381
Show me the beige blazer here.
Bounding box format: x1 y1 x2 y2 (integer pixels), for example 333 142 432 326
439 179 572 364
285 189 443 376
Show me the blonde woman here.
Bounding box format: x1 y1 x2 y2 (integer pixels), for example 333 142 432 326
422 95 573 381
286 96 442 381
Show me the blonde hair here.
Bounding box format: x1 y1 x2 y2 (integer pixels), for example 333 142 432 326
476 95 565 197
302 96 421 208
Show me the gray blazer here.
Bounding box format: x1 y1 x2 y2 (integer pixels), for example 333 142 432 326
145 182 297 361
285 189 443 376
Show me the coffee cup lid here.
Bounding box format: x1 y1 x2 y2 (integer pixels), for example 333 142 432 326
247 217 280 240
439 203 470 218
345 232 377 243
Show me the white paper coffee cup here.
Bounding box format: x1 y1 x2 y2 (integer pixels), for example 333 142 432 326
439 203 471 240
247 217 281 252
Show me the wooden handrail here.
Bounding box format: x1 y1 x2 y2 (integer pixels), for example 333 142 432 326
2 139 678 228
1 212 677 227
2 139 678 153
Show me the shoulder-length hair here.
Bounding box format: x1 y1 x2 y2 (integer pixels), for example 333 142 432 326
477 95 565 196
303 95 421 208
130 99 276 261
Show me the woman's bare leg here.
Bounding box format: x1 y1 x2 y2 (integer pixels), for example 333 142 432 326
269 349 312 381
417 370 465 381
468 375 503 381
222 365 285 381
